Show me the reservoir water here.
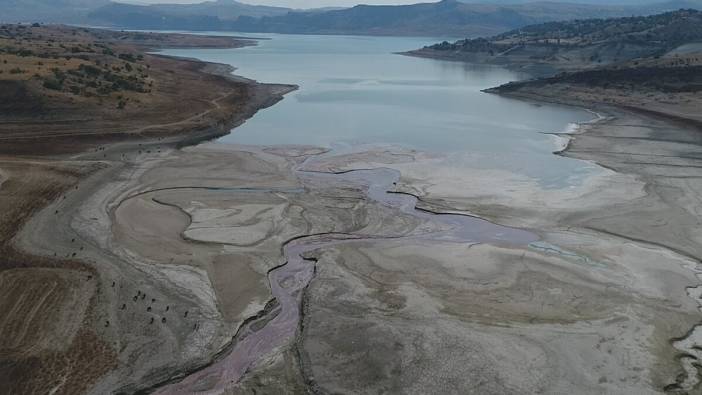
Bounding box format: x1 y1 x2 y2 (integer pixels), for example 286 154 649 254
161 33 596 187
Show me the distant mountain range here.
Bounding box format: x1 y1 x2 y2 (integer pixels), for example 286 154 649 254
227 0 702 36
2 0 702 37
87 0 292 30
90 0 291 24
459 0 680 4
0 0 111 23
0 0 291 24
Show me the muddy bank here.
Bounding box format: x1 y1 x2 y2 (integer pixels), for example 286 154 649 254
291 142 702 393
370 90 702 392
88 133 702 395
0 26 297 393
193 100 702 393
559 107 702 393
9 76 700 395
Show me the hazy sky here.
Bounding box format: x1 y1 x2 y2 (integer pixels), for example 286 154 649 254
124 0 428 8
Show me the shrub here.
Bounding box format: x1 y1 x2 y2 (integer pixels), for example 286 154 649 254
79 64 101 77
118 53 136 62
43 78 63 90
52 69 65 80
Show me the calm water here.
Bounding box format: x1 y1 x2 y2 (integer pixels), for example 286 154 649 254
161 33 596 187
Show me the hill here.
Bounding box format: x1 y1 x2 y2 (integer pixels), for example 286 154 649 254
0 23 292 154
2 0 701 37
463 9 702 126
407 8 702 71
485 51 702 122
90 0 702 37
0 23 298 395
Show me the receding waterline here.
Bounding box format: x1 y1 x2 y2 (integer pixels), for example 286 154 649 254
160 33 597 187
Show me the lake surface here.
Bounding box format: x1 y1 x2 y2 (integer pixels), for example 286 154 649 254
162 33 596 187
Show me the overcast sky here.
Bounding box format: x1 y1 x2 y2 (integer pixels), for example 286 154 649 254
123 0 428 8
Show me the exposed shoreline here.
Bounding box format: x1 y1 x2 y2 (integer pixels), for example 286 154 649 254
127 66 702 394
0 26 299 393
10 72 298 392
479 85 702 393
120 82 702 393
238 63 702 392
4 27 702 394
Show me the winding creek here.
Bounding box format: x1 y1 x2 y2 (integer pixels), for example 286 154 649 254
154 153 538 394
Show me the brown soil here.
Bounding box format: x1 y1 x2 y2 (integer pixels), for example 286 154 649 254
0 25 285 156
0 24 294 394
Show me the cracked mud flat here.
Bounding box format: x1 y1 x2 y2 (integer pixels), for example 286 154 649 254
13 104 702 393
